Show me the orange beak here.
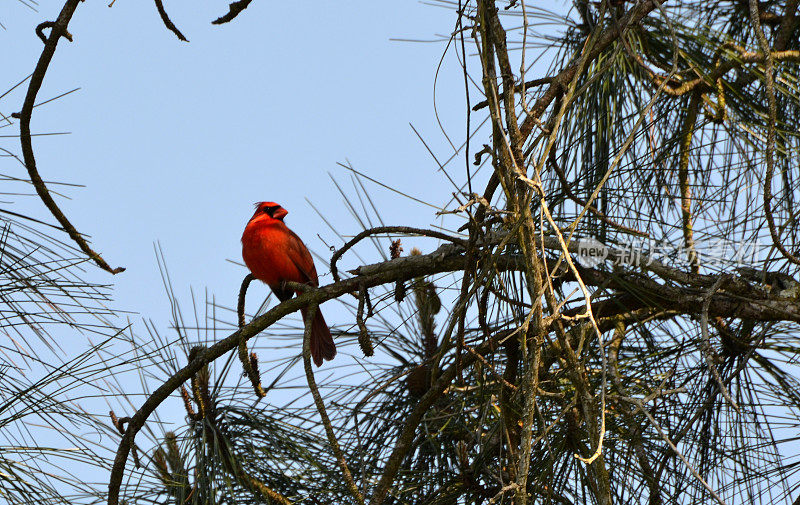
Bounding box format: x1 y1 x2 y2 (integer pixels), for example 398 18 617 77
273 207 288 220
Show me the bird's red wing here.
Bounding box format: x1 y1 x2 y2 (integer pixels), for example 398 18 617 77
285 229 319 287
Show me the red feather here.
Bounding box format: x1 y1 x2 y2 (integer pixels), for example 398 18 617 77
241 202 336 366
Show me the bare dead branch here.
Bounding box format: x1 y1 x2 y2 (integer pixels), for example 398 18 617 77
330 225 466 282
19 0 125 275
212 0 254 25
154 0 188 41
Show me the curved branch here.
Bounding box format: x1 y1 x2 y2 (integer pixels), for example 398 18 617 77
237 273 265 398
19 0 125 274
699 275 739 412
36 21 71 44
212 0 254 25
154 0 188 41
330 226 466 282
655 49 799 96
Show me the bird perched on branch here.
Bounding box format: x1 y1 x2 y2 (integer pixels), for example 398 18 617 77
241 202 336 366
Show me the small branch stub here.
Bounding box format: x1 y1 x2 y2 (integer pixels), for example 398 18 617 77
36 21 73 44
109 411 140 468
391 239 406 302
357 285 375 357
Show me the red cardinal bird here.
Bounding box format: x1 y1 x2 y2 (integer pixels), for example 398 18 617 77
241 202 336 366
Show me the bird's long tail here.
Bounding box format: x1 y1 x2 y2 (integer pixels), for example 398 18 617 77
301 306 336 367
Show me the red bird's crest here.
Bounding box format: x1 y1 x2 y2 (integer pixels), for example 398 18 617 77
250 201 288 222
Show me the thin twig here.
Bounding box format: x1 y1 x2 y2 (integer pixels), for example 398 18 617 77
36 21 71 44
464 343 517 391
487 483 518 504
472 77 552 111
302 303 365 505
700 275 740 412
621 396 729 505
154 0 188 41
109 412 140 469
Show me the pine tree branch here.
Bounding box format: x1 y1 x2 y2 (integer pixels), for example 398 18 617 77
108 238 800 504
519 0 664 140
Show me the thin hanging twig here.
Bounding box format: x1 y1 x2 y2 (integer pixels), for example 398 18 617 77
302 303 365 505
